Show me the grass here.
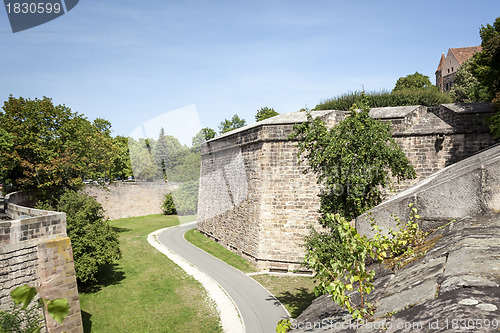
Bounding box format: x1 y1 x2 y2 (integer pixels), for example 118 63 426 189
184 227 317 318
184 228 257 273
252 274 317 318
78 214 222 333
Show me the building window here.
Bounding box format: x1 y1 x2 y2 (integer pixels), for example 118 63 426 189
445 83 449 91
450 82 453 88
452 67 454 72
447 68 450 73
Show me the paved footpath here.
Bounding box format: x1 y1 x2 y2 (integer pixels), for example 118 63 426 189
157 222 289 333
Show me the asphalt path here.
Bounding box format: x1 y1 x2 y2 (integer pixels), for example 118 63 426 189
158 222 289 333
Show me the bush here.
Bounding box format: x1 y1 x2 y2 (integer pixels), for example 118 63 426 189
171 180 199 215
314 89 452 111
162 193 177 215
37 190 121 285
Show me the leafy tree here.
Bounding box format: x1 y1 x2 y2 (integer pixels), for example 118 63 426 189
201 127 216 140
450 58 490 103
37 190 121 285
255 107 279 122
128 138 160 181
471 17 500 101
0 96 117 198
290 101 415 221
0 127 13 185
218 114 246 134
110 136 133 180
393 72 436 92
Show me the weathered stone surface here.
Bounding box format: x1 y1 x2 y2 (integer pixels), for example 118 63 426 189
1 192 83 333
292 213 500 332
83 181 172 220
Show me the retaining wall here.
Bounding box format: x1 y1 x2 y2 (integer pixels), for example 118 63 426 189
0 192 83 333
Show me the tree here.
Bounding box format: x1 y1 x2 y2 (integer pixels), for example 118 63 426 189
0 96 117 198
393 72 436 92
201 127 216 140
450 58 490 103
472 17 500 101
218 114 246 134
37 190 121 285
255 107 279 122
290 101 415 221
470 17 500 137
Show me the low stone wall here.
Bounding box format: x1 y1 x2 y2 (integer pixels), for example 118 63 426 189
83 181 171 220
0 192 83 333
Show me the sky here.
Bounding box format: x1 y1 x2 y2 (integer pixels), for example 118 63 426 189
1 0 499 145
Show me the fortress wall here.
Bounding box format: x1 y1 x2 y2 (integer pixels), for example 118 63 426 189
83 181 170 220
198 103 496 271
0 192 83 333
198 127 265 265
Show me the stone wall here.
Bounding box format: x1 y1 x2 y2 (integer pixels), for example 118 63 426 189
197 103 496 271
83 180 172 220
0 192 83 333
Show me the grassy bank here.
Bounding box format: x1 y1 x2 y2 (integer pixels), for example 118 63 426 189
184 227 317 318
78 215 221 333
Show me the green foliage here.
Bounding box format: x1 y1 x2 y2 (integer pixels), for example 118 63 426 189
111 135 133 180
470 16 500 137
393 72 435 92
218 114 246 134
162 193 177 215
37 190 121 285
290 100 415 221
1 284 70 333
276 319 292 333
201 127 216 140
450 58 490 103
0 96 118 197
255 107 279 122
472 17 500 101
0 303 42 333
171 180 199 215
306 214 375 319
306 207 428 320
315 89 451 111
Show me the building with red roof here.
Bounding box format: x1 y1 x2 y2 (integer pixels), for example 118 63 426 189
435 46 482 93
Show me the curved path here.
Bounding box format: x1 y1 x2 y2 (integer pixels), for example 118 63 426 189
157 222 289 333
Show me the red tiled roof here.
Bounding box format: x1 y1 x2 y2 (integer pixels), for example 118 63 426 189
436 53 446 72
449 46 482 65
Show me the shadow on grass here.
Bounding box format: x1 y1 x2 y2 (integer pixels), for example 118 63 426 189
79 263 125 294
112 226 131 233
81 310 92 333
276 287 317 318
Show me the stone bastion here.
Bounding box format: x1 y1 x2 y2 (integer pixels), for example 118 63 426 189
197 103 496 272
0 191 83 333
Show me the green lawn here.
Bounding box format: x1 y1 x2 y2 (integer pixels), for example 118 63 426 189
78 215 222 333
184 228 257 273
184 227 317 318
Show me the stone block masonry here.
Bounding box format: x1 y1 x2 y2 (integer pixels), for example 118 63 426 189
0 192 83 333
197 103 496 271
83 180 172 220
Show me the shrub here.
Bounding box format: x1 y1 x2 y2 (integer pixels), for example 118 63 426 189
162 193 177 215
314 89 451 111
37 190 121 285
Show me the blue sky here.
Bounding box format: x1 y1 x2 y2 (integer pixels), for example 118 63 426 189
1 0 499 145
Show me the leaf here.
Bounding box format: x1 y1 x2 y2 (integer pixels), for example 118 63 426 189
10 285 37 310
47 298 70 324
